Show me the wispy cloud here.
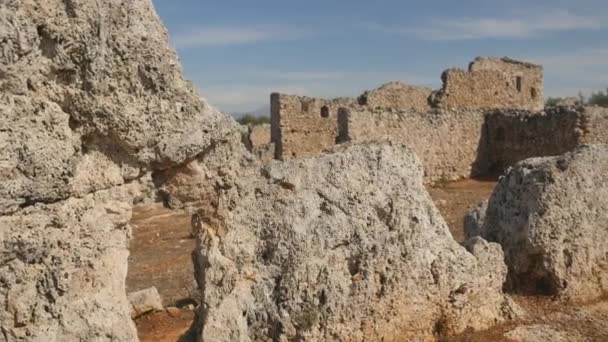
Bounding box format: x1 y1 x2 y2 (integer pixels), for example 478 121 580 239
172 26 310 48
367 10 601 41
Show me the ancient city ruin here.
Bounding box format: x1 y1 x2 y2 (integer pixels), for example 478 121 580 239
1 1 608 342
266 57 607 183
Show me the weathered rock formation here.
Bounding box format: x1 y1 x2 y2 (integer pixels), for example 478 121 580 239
192 143 519 341
243 124 274 163
466 145 608 301
0 0 238 340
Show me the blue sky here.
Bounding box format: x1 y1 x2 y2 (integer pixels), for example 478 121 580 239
152 0 608 113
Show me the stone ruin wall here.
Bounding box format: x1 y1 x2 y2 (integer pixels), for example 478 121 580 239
433 57 544 112
580 106 608 145
358 81 432 112
483 108 581 174
271 82 433 160
338 106 608 183
484 106 608 173
337 108 487 183
272 57 546 163
271 93 357 159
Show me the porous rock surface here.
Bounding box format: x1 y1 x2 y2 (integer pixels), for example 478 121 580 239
192 143 518 341
128 287 164 318
0 0 238 340
468 145 608 301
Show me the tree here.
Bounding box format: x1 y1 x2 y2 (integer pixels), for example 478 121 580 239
236 114 271 126
588 88 608 107
545 97 562 106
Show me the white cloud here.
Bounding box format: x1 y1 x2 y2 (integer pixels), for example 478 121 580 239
367 10 601 41
171 26 310 48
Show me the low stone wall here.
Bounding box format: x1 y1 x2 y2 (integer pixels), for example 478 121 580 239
337 108 486 183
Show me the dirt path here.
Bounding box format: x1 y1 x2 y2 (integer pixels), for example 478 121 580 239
127 204 196 307
427 178 496 241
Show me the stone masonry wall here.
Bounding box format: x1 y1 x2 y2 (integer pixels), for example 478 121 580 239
580 106 608 145
270 93 357 160
484 106 608 174
337 108 486 183
338 106 607 184
358 81 432 112
483 108 582 174
433 57 544 111
272 82 432 160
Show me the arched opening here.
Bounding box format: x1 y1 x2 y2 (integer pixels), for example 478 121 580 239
320 106 330 118
516 76 523 92
531 88 538 99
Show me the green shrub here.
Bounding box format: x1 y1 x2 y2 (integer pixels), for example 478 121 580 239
237 115 271 126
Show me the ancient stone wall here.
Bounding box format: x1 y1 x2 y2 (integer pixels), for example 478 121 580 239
272 57 545 162
358 81 432 112
337 108 486 183
338 105 607 183
433 57 544 111
484 106 608 174
580 106 608 145
483 108 581 174
271 82 435 160
270 93 357 159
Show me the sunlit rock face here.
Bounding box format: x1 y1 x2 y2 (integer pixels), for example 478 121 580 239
0 0 239 340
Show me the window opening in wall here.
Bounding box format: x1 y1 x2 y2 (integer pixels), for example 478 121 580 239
321 106 330 118
516 76 522 92
531 88 537 99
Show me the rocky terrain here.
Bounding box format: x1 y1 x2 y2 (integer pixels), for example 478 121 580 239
1 0 608 342
0 0 239 340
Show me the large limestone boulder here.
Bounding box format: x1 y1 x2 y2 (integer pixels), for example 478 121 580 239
0 0 239 340
0 186 139 341
192 143 518 341
0 0 236 214
468 145 608 301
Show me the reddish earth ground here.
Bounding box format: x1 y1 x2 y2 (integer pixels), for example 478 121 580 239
426 178 497 242
129 179 608 341
127 204 195 307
